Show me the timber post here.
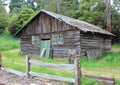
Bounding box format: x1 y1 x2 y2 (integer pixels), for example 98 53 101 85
0 53 2 70
68 49 72 64
26 55 30 78
74 58 81 85
50 48 54 59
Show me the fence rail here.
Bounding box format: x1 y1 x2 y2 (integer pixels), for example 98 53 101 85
0 53 2 70
26 55 81 85
0 53 115 85
29 60 74 69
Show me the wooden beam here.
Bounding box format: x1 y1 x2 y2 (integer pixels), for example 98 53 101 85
29 71 75 83
26 55 30 78
29 60 74 69
1 67 25 77
83 74 115 81
74 58 81 85
0 53 2 70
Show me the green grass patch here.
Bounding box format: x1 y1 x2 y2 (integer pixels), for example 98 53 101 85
2 51 74 78
115 79 120 85
81 76 102 85
0 36 20 51
81 51 120 69
0 31 20 51
112 44 120 49
0 35 120 84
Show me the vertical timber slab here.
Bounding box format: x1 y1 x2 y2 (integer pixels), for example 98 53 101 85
26 55 30 78
74 58 81 85
0 53 1 69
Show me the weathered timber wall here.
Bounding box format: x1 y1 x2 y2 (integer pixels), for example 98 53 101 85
52 30 80 57
20 12 81 57
21 30 80 57
80 32 111 57
21 35 40 56
20 12 111 58
21 12 74 35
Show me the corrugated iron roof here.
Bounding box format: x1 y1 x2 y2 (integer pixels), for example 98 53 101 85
15 10 113 36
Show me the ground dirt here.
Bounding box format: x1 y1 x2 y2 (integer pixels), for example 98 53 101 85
0 70 68 85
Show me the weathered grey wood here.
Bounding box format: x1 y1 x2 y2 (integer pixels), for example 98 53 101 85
26 55 30 78
84 74 115 85
68 49 72 64
0 53 2 69
29 71 75 83
80 32 111 58
50 48 54 59
84 74 115 81
29 60 74 69
74 58 81 85
1 67 25 77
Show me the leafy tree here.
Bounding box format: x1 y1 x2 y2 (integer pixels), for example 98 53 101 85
9 0 37 15
8 8 35 35
113 0 120 11
77 0 106 28
7 14 18 34
111 7 120 43
9 0 23 14
60 0 79 16
35 0 56 12
0 0 9 33
16 8 35 30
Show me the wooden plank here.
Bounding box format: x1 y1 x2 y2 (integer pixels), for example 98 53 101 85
29 60 74 69
29 71 75 83
1 67 25 77
83 74 115 81
26 55 30 78
74 58 81 85
0 53 1 69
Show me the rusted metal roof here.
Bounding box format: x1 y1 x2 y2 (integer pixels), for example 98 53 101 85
15 10 113 36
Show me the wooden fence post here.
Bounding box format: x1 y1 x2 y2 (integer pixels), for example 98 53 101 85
50 48 54 59
26 55 30 78
0 53 2 70
74 58 81 85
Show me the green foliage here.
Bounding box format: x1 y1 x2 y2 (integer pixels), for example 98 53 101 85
0 32 20 51
35 0 60 13
9 0 37 14
80 51 120 69
60 0 79 17
111 7 120 43
0 1 9 33
81 76 99 85
15 8 35 30
115 79 120 85
0 37 119 84
113 0 120 11
77 0 106 28
8 8 35 35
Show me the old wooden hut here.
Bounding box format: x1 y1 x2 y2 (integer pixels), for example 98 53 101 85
15 10 113 58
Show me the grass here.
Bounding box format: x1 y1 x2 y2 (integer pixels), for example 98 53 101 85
2 51 100 84
81 52 120 69
112 44 120 49
0 32 20 51
116 79 120 85
0 34 120 84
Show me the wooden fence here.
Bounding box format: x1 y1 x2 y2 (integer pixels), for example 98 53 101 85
26 55 81 85
0 53 115 85
0 53 1 70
